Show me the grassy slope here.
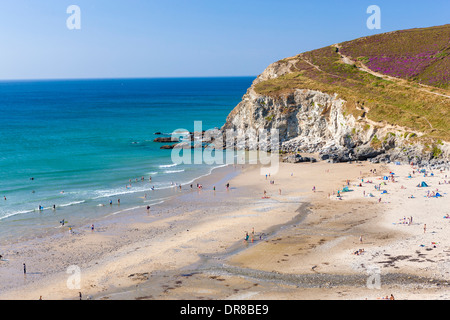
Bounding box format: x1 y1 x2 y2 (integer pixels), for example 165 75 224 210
254 25 450 142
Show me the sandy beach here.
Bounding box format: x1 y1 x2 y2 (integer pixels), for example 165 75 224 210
0 158 449 300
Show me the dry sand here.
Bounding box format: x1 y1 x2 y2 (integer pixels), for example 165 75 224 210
0 159 449 300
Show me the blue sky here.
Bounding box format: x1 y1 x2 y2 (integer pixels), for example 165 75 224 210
0 0 448 80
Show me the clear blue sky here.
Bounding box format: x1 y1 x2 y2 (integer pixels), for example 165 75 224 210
0 0 448 80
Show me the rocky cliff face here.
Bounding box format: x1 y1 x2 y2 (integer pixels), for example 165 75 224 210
221 62 449 166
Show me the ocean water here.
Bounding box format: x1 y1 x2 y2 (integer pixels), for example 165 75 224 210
0 77 254 242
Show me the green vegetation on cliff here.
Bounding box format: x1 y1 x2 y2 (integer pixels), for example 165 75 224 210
254 24 450 142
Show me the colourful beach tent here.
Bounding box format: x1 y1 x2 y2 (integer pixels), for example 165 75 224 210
417 181 429 187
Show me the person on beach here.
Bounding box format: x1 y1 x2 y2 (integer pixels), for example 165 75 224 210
91 224 94 232
146 206 150 214
245 232 249 241
23 263 26 275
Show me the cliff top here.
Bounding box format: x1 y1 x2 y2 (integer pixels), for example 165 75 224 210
253 24 450 142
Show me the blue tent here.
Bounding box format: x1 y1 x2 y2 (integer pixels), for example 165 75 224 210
417 181 428 187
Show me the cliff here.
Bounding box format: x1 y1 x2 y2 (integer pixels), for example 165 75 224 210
221 25 450 166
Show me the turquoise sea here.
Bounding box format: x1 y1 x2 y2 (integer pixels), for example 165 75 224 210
0 77 254 243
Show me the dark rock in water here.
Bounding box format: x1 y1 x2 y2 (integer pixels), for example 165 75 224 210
175 142 193 149
160 142 197 150
154 132 162 135
154 137 179 142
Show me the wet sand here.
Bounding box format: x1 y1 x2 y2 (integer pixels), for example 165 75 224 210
0 160 449 300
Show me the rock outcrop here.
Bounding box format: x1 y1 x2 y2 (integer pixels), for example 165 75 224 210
220 64 449 167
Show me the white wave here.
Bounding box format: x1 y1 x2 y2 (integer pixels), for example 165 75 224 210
0 199 88 221
58 200 86 208
92 188 143 199
163 169 185 174
159 163 178 168
0 209 35 221
104 206 143 217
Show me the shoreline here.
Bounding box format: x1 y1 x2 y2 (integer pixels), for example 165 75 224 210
0 163 235 246
1 159 449 300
